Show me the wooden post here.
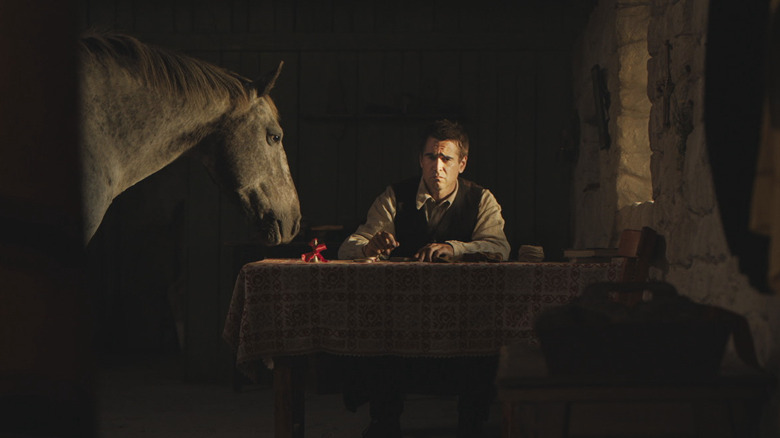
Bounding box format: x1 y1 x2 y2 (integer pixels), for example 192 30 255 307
0 1 91 436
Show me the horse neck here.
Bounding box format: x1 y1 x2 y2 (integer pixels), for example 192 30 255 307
124 99 229 189
83 77 235 197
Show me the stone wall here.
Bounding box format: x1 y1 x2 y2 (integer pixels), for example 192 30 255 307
572 0 780 434
571 0 619 249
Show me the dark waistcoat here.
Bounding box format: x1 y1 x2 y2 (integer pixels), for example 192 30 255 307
391 177 482 258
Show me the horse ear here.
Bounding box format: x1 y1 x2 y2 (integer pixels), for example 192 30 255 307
252 61 284 96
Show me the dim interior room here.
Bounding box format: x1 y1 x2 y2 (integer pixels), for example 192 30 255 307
4 0 780 437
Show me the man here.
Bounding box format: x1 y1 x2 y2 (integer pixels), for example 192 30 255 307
338 119 511 437
338 119 510 262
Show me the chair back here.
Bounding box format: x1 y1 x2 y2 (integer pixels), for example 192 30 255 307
617 226 657 282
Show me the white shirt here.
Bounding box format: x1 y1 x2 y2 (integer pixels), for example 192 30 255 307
338 178 511 260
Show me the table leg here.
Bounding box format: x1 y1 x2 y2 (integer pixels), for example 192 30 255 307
274 356 306 438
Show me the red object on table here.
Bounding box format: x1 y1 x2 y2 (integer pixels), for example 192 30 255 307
301 238 328 263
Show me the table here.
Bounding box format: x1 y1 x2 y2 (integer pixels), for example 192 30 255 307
222 259 622 437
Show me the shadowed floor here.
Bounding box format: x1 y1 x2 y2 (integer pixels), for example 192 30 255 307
95 353 502 438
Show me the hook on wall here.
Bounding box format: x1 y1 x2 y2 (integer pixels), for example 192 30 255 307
591 64 611 150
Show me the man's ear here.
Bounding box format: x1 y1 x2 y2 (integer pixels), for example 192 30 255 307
459 155 468 173
250 61 284 96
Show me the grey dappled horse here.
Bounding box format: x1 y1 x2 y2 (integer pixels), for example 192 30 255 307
78 32 301 245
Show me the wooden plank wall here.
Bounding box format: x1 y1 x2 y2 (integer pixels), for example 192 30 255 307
80 0 593 381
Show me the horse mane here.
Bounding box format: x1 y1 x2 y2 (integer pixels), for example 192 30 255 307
79 31 253 106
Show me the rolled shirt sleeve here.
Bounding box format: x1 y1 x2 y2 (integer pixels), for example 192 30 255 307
337 186 397 260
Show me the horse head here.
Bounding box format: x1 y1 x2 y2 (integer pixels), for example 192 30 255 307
199 62 302 245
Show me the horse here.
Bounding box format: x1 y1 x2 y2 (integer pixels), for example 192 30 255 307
78 32 301 245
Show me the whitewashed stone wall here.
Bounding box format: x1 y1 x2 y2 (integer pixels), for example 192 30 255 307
572 0 780 434
571 0 620 248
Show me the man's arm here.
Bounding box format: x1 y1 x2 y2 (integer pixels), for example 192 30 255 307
337 186 398 260
445 189 511 260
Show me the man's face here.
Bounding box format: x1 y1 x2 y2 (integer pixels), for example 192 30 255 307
419 137 467 201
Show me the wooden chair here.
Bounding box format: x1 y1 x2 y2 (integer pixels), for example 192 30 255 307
616 226 658 282
496 230 775 437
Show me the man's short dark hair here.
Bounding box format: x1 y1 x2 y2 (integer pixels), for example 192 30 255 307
422 119 469 158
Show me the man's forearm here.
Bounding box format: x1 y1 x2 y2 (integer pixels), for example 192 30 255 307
447 238 511 260
338 185 398 260
337 234 370 259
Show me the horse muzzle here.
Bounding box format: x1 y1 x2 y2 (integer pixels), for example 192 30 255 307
240 184 301 246
256 211 301 246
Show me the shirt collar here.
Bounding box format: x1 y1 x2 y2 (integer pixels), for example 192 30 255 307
415 177 458 210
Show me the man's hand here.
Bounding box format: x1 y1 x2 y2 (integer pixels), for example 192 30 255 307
363 231 400 257
414 243 454 262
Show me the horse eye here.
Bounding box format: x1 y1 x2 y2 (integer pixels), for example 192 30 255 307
267 133 282 144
